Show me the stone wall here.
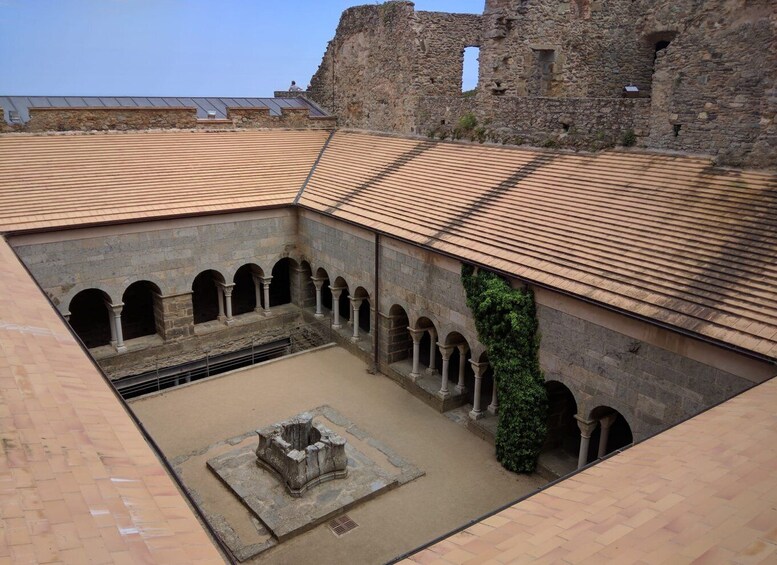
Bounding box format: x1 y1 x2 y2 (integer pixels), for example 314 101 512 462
419 95 651 149
480 0 653 98
10 210 299 310
309 0 775 167
641 0 776 168
7 106 335 133
11 208 773 437
308 2 483 134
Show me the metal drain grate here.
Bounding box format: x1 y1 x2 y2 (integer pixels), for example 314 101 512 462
328 514 358 537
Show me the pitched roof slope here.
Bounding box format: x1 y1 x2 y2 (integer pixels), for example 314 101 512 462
300 131 777 360
402 374 777 564
0 129 329 232
0 237 223 563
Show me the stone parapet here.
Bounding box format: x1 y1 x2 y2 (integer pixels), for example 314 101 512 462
8 106 334 133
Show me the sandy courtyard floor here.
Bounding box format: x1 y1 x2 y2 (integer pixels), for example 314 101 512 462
129 345 545 564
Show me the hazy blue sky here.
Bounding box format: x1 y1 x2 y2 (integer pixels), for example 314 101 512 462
0 0 483 97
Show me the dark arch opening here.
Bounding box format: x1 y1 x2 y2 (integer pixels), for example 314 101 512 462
233 264 262 315
270 258 296 307
317 269 332 312
417 318 441 373
588 406 633 462
192 270 224 324
544 381 580 457
333 278 351 323
121 281 161 340
387 305 410 363
299 261 315 309
354 287 370 334
68 289 112 348
653 40 671 63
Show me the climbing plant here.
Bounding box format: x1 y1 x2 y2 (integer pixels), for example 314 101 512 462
461 264 548 473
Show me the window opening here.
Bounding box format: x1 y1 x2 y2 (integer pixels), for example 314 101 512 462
462 46 480 93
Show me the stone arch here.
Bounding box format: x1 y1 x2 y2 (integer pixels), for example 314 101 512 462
444 331 473 400
316 267 333 312
352 286 371 334
386 304 411 364
121 280 162 341
68 288 113 348
544 380 580 460
586 405 633 462
121 274 168 298
59 282 116 315
269 257 299 307
232 264 264 315
192 269 226 324
415 316 441 374
331 276 351 323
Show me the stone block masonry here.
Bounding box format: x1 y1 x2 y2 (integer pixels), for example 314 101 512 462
310 0 775 168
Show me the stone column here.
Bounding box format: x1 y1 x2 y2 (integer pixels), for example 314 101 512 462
437 343 454 399
425 327 438 374
109 302 127 353
330 286 344 329
468 360 488 420
261 276 273 316
311 276 326 318
350 298 363 342
408 328 424 381
253 274 263 313
597 413 618 458
488 374 498 415
219 282 235 325
455 343 469 394
216 285 225 321
575 415 598 469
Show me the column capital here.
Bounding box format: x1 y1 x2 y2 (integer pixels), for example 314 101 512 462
217 281 235 293
456 343 470 356
350 297 364 308
408 327 425 343
574 415 598 438
469 359 488 377
310 276 326 289
260 275 273 285
427 327 438 340
106 301 124 314
437 342 455 359
330 286 344 299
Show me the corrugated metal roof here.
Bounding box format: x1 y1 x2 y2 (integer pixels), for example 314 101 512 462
299 131 777 360
0 95 328 123
0 130 330 231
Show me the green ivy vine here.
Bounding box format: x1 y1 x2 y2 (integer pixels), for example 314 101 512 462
461 264 548 473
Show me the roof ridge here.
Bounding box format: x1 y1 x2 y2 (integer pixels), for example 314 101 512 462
294 129 335 205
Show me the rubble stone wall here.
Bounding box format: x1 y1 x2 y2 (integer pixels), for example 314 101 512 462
309 0 775 167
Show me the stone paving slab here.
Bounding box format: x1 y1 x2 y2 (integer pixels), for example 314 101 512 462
205 405 424 558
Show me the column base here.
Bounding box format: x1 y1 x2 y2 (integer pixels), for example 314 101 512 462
409 372 421 382
263 310 272 317
332 323 342 330
455 384 467 395
469 409 485 420
225 319 234 326
314 312 325 319
350 336 360 343
425 367 436 375
254 307 263 313
116 345 127 353
436 389 451 400
487 404 498 415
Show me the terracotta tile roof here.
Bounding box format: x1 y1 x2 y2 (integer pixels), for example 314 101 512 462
400 374 777 564
0 237 224 563
300 131 777 360
0 129 330 233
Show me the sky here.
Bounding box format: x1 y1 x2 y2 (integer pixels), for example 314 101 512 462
0 0 483 97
